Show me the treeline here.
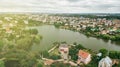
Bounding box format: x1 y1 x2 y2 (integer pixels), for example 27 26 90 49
54 22 64 28
96 34 120 41
50 13 120 19
98 49 120 59
109 51 120 59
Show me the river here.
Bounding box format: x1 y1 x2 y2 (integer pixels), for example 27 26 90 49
31 25 120 51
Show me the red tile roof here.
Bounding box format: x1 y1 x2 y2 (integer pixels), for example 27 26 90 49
78 50 90 59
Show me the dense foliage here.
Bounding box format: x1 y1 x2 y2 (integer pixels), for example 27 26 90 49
0 14 43 67
109 51 120 59
69 43 85 61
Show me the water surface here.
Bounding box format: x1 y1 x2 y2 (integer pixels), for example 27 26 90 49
31 25 120 51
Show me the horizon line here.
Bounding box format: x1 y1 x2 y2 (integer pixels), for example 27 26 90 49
0 12 120 14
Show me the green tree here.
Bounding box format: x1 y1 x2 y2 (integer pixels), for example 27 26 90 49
37 63 43 67
109 51 120 59
0 40 4 51
69 44 85 61
51 62 71 67
69 47 78 61
29 29 38 35
99 49 108 58
34 35 42 44
0 60 5 67
16 36 32 50
75 44 85 49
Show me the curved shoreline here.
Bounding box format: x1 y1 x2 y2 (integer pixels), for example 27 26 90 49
31 25 120 51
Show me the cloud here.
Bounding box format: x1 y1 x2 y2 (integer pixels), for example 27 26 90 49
0 0 119 13
67 0 80 2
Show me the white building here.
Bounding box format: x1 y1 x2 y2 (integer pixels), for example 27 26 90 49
59 44 69 60
24 20 29 24
98 56 112 67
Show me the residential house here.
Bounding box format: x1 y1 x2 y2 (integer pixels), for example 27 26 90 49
77 50 91 64
2 24 12 34
100 30 109 34
24 20 29 24
5 27 12 34
59 44 69 60
98 56 112 67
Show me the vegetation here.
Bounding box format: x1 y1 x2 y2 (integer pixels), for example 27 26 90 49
0 60 5 67
50 62 75 67
96 34 120 41
54 22 64 28
109 51 120 59
0 14 120 67
69 43 85 61
0 14 43 67
99 49 108 58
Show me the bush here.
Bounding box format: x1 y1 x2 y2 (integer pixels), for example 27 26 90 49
109 51 120 59
99 49 108 58
29 29 38 35
51 62 72 67
49 54 61 60
0 60 5 67
34 35 42 44
69 44 85 61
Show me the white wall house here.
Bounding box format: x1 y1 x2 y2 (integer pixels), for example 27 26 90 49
59 44 69 60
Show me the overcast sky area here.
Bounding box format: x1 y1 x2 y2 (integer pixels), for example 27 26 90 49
0 0 120 13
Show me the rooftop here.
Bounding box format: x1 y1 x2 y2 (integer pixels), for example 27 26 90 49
78 50 90 59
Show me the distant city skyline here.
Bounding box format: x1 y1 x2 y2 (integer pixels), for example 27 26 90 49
0 0 120 13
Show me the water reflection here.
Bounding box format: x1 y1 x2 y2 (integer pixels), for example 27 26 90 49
101 39 109 43
111 41 120 46
30 25 120 51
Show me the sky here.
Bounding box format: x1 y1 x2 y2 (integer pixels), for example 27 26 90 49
0 0 120 13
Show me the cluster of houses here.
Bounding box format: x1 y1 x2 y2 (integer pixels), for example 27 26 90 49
59 44 115 67
29 14 120 35
0 14 119 67
0 16 29 34
1 14 120 36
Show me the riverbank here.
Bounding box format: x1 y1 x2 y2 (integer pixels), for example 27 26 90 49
30 25 120 51
54 23 120 44
0 14 119 67
38 42 120 67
